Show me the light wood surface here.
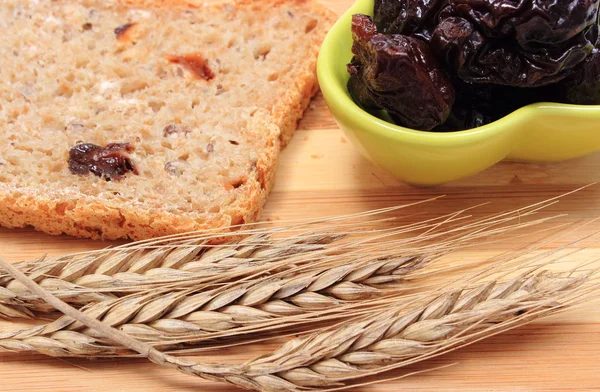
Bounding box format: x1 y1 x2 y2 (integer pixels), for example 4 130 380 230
1 1 600 391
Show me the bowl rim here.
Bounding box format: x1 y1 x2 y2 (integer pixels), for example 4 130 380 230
317 0 600 147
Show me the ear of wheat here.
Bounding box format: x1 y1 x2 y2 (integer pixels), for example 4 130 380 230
0 252 597 392
0 233 342 317
0 197 560 318
239 269 598 390
0 254 430 356
0 189 596 392
0 204 565 355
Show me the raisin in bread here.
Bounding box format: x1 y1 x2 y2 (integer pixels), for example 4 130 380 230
0 0 335 240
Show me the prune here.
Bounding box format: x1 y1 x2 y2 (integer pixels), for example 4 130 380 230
436 81 556 131
561 43 600 104
374 0 447 40
69 143 138 181
429 17 484 74
347 58 379 112
348 1 600 132
431 16 597 87
435 81 502 131
442 0 599 48
349 14 454 130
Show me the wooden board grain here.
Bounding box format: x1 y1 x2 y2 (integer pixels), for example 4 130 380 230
1 1 600 391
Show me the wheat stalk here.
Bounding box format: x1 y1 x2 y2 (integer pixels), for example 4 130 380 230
0 254 597 392
0 197 560 318
0 210 570 361
0 229 593 357
0 253 431 356
238 270 597 390
0 208 566 352
0 202 456 317
0 187 596 390
0 233 343 317
0 199 445 290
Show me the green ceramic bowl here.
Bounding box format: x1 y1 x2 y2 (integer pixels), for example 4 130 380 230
317 0 600 185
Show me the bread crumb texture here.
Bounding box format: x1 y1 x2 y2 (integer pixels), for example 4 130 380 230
0 0 335 240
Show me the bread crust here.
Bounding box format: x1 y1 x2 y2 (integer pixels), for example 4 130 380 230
0 162 274 241
266 1 336 146
0 0 335 241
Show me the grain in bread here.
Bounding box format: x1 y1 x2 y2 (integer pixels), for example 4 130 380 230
0 0 335 240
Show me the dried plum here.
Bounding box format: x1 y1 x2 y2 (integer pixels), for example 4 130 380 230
374 0 447 40
69 143 138 181
436 81 557 131
347 58 379 112
348 1 600 132
349 14 454 130
442 0 599 48
561 43 600 104
431 16 597 87
435 81 503 131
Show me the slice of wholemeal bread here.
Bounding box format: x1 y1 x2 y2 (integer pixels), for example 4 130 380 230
0 0 335 240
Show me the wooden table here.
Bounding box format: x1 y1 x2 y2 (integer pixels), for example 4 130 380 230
2 1 600 390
